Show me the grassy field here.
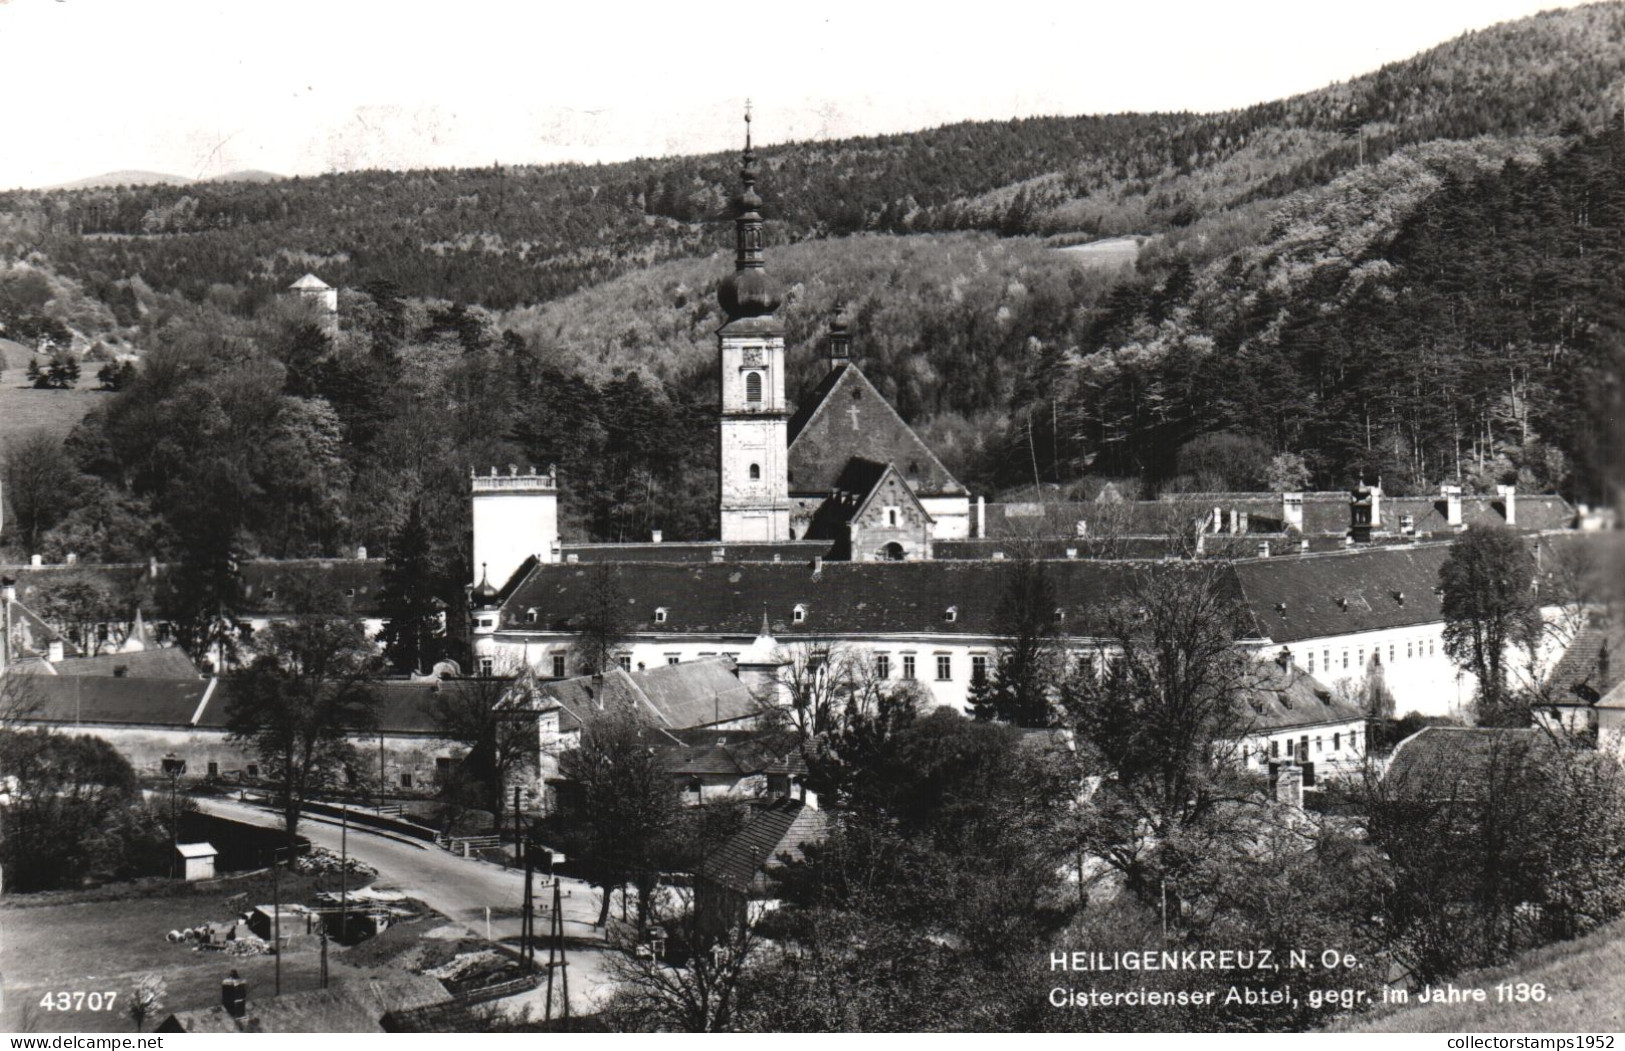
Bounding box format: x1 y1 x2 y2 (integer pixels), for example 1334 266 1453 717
0 868 437 1033
1331 920 1625 1033
0 337 112 447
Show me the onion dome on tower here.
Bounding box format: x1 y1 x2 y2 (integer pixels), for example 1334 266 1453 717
717 104 781 322
470 564 500 608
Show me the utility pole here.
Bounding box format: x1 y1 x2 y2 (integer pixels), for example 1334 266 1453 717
272 847 284 996
544 878 569 1025
521 833 535 971
339 803 348 945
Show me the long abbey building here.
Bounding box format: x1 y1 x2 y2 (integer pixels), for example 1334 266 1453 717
466 116 1588 725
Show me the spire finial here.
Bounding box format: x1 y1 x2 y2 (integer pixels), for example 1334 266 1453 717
760 602 771 637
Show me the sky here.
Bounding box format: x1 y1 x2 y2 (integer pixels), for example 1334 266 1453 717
0 0 1591 189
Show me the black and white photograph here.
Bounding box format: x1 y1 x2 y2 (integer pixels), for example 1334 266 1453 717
0 0 1622 1036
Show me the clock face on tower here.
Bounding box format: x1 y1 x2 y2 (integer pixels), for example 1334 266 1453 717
741 346 765 367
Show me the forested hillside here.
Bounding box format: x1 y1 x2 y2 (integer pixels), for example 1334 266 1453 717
0 2 1620 576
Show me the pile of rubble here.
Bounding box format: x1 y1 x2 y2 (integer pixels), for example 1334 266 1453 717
165 919 271 956
293 849 376 878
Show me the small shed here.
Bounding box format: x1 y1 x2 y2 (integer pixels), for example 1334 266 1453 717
177 842 218 881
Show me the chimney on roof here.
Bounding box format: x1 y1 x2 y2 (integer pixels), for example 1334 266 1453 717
0 577 14 604
976 495 986 538
221 970 248 1019
1497 484 1517 527
65 552 77 566
1257 541 1271 558
48 638 64 663
812 555 823 578
565 553 579 564
355 545 367 560
149 555 160 578
1441 483 1463 528
30 554 42 568
712 547 726 564
1276 646 1292 670
1065 547 1077 559
651 529 663 544
1282 492 1304 533
1349 482 1380 543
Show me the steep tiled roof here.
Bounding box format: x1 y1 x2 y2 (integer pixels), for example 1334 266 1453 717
1545 622 1624 706
787 363 963 496
700 798 827 893
10 675 209 727
39 646 202 679
15 675 474 735
4 595 79 657
527 659 760 731
633 658 760 728
981 491 1573 539
500 559 1217 639
559 541 835 564
1235 659 1367 731
1233 544 1454 644
1383 726 1554 798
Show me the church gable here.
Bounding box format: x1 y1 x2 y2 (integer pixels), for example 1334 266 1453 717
786 365 963 498
847 465 934 562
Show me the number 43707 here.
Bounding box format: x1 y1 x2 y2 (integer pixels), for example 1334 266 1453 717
39 991 119 1011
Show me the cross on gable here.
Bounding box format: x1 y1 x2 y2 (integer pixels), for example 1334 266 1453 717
846 403 862 431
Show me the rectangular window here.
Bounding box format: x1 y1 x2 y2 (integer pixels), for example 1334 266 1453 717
875 654 891 679
666 655 680 666
617 654 632 672
936 655 952 681
1388 644 1395 663
1300 736 1309 761
478 656 494 677
1307 651 1315 674
1270 740 1279 759
247 763 259 779
1323 650 1330 670
400 773 413 789
436 757 455 779
1315 736 1322 753
902 654 916 680
1429 639 1435 657
1407 640 1413 659
1333 733 1341 750
1342 650 1349 670
207 761 219 778
971 654 988 683
1357 648 1364 667
551 654 566 678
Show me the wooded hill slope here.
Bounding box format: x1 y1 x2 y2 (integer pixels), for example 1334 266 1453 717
0 3 1620 565
2 3 1620 312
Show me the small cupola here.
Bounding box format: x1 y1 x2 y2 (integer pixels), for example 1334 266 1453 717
828 303 853 367
470 564 500 608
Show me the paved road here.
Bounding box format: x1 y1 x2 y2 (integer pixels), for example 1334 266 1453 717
193 796 608 947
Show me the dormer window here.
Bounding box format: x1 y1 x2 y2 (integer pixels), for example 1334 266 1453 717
345 588 357 598
793 604 807 624
1054 608 1067 623
525 608 538 623
264 589 277 601
654 607 668 624
745 371 763 403
943 605 958 623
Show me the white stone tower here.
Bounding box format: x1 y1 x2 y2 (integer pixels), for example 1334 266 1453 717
288 273 339 335
717 106 791 542
471 465 560 591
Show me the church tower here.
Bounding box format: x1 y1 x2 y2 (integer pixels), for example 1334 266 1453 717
717 106 791 542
